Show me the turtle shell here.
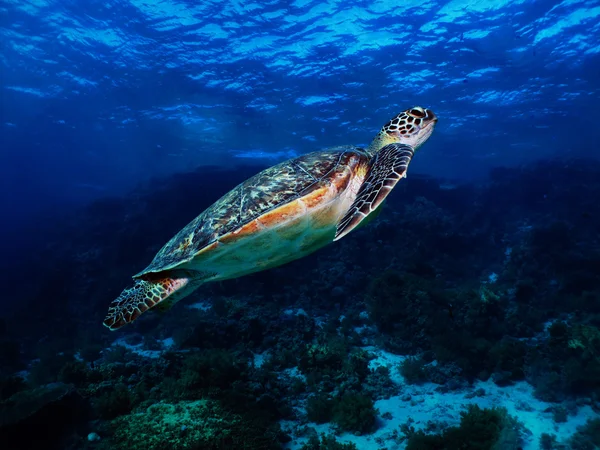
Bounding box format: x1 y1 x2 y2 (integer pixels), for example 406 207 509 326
136 145 367 277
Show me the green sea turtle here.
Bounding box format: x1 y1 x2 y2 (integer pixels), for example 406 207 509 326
104 106 437 330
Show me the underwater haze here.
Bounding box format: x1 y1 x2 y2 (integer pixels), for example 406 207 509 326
2 0 600 229
2 1 600 450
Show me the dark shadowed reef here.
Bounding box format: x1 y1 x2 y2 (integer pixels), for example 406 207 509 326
1 157 600 449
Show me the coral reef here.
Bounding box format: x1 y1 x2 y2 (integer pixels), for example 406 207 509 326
300 434 358 450
403 405 523 450
2 159 600 448
106 400 268 450
568 418 600 449
331 393 377 434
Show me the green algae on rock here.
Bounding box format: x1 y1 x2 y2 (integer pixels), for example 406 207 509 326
108 400 243 450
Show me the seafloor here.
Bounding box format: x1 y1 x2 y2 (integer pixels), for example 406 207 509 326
1 158 600 450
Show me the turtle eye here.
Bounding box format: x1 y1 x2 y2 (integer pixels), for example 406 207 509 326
410 108 426 118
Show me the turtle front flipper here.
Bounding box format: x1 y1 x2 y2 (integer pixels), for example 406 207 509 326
334 143 414 241
103 276 191 331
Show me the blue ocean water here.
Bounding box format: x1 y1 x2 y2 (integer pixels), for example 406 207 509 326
1 1 600 449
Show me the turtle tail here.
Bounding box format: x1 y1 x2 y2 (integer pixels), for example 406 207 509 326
103 276 190 331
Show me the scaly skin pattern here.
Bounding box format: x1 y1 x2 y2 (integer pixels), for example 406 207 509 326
104 106 437 330
366 107 436 156
103 277 191 330
334 143 415 241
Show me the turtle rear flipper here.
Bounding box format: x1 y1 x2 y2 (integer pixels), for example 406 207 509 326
103 277 191 331
334 143 414 241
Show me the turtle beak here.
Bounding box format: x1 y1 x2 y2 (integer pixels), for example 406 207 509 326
426 109 437 123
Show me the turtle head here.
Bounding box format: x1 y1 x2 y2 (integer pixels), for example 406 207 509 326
368 106 437 154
